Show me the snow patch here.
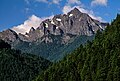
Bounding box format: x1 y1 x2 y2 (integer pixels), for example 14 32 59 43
56 27 59 29
69 14 73 17
56 18 61 21
79 17 82 21
99 25 103 29
51 20 55 24
25 35 29 37
45 23 48 28
99 25 105 30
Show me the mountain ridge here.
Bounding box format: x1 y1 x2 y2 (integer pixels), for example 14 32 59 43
0 8 107 43
0 8 107 61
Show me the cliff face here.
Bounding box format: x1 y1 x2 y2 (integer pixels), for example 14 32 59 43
0 29 19 43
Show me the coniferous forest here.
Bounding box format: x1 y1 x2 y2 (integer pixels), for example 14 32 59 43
34 15 120 81
0 40 52 81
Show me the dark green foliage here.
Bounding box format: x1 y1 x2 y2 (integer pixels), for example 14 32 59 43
34 15 120 81
0 39 11 49
48 35 94 62
0 42 52 81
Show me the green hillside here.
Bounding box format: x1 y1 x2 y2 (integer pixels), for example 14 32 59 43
0 40 52 81
34 14 120 81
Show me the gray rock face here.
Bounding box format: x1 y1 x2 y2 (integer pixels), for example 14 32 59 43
0 8 107 43
0 29 19 43
32 7 107 39
18 33 28 41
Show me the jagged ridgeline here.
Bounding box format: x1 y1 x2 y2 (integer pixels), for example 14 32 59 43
0 8 107 61
34 14 120 81
0 40 52 81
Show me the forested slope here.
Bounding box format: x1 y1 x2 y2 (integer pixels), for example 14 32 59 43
34 14 120 81
0 40 52 81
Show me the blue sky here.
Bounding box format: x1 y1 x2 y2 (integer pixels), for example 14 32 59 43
0 0 120 34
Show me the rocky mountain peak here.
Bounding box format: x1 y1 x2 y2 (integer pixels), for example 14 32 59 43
68 7 81 16
69 8 82 14
0 29 19 43
22 8 107 42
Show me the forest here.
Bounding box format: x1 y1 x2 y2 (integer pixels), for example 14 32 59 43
0 40 52 81
34 14 120 81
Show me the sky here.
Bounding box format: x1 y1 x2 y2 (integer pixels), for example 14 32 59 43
0 0 120 34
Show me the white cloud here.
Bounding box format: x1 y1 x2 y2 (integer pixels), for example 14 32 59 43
62 5 104 22
91 0 108 6
52 0 61 4
12 15 53 34
62 5 72 14
67 0 81 5
62 0 106 22
35 0 48 3
63 0 82 14
35 0 61 4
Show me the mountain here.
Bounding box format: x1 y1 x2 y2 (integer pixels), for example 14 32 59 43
18 8 106 42
0 40 51 81
0 8 107 61
34 14 120 81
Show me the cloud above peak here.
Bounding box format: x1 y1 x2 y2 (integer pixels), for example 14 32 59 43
62 0 82 14
91 0 108 6
67 0 81 5
62 5 72 14
62 0 105 22
62 5 104 22
35 0 48 3
24 0 62 5
52 0 61 4
12 15 53 34
35 0 62 4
